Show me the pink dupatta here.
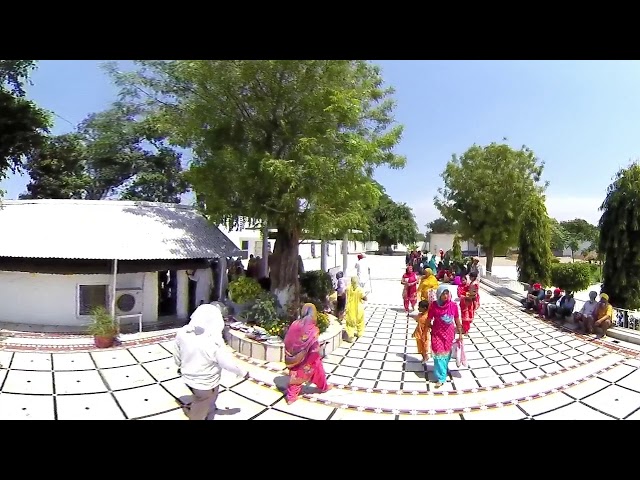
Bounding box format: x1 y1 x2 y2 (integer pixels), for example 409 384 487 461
284 303 319 369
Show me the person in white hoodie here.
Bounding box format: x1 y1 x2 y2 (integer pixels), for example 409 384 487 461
173 304 249 420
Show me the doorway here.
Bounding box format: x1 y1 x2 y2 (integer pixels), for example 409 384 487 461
158 270 178 317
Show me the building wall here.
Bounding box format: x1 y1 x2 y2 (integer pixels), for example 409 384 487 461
0 271 158 327
218 224 387 259
428 234 480 255
562 240 592 258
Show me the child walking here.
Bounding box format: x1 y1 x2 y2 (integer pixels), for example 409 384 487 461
411 300 432 364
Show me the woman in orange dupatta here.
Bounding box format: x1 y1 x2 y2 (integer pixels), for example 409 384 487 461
283 303 331 404
411 300 431 364
418 268 439 303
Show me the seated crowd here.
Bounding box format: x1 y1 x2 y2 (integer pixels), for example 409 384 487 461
521 283 614 336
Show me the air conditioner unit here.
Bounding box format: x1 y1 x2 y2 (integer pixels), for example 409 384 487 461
115 288 143 316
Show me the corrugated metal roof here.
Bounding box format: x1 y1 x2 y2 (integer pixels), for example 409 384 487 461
0 200 242 260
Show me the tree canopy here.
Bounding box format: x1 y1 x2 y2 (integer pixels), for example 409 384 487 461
0 60 51 194
517 194 553 285
547 218 567 252
109 60 405 301
367 192 419 251
426 217 457 234
21 104 188 203
435 142 546 272
598 163 640 310
560 218 598 259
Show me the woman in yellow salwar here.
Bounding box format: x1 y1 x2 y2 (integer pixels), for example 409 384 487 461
418 268 439 303
344 276 367 342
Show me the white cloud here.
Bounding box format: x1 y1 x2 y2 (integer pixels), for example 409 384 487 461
408 193 604 232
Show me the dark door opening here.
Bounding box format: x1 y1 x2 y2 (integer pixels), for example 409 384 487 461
188 275 197 316
158 270 178 317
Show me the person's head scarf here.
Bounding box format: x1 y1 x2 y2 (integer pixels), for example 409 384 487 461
284 303 319 368
436 284 451 307
600 293 609 303
350 276 358 288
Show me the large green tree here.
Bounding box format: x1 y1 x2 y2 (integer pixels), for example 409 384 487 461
598 163 640 310
0 60 51 195
517 194 553 285
109 60 405 304
20 133 89 199
21 104 188 202
367 193 419 252
548 218 567 252
560 218 598 260
426 217 457 234
435 142 546 273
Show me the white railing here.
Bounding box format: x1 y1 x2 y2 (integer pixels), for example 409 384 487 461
116 313 144 334
482 270 640 332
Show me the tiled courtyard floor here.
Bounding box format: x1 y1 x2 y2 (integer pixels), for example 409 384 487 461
1 279 640 419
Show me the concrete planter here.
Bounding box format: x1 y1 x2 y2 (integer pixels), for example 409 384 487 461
227 317 343 363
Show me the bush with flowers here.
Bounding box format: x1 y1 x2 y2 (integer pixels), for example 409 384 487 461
316 311 330 334
228 276 263 305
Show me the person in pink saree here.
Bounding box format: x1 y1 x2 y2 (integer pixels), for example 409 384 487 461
401 265 419 315
283 303 331 404
457 275 474 334
468 271 481 319
428 285 463 388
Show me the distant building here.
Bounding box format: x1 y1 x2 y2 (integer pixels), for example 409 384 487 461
425 233 482 256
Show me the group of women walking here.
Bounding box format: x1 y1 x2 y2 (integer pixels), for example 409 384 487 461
173 252 485 419
407 253 482 387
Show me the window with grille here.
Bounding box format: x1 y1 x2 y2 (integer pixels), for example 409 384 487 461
78 285 108 316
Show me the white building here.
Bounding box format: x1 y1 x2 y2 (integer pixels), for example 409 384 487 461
0 200 240 329
219 221 384 260
426 233 481 256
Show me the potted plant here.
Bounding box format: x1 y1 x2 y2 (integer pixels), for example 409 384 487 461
88 306 118 348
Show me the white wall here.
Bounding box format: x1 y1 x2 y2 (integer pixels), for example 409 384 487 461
428 234 479 255
0 271 158 327
220 223 383 260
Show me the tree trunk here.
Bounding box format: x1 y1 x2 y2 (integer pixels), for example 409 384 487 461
485 247 495 274
270 226 301 310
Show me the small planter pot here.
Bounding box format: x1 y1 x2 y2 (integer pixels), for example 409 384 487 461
94 335 115 348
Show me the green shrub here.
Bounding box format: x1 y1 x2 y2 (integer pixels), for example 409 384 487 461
550 262 593 293
316 312 330 334
452 235 463 263
550 257 561 264
300 270 333 301
587 263 602 284
228 276 263 304
245 292 278 326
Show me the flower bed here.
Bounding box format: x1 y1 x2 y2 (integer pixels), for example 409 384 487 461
225 315 343 363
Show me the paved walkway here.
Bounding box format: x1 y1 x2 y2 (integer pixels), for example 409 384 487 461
1 279 640 419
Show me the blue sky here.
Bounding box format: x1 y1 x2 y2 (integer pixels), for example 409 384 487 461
3 60 640 229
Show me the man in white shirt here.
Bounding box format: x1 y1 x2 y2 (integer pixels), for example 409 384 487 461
355 253 371 294
573 291 598 328
187 267 214 307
